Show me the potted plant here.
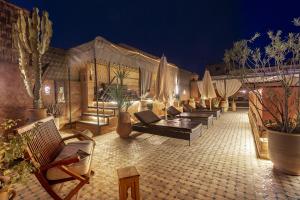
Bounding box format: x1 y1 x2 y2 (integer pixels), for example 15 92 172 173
224 18 300 175
212 97 220 108
0 119 36 200
13 8 52 121
231 97 237 112
220 98 229 112
109 67 133 138
46 103 63 129
189 98 196 108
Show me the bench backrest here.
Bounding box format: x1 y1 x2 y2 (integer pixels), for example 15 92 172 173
15 116 64 167
183 104 194 112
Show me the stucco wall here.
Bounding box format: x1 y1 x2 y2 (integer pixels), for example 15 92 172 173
249 87 300 126
0 61 32 122
178 69 192 101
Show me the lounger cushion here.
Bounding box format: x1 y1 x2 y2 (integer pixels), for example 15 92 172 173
167 106 182 116
183 104 194 112
46 140 94 180
134 110 161 124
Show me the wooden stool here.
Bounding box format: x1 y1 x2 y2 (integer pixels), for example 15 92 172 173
117 166 140 200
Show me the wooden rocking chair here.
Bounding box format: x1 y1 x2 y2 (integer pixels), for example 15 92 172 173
15 116 95 200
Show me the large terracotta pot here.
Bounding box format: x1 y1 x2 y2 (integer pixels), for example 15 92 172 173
189 99 196 108
231 100 237 112
268 129 300 175
0 189 16 200
54 117 60 129
26 108 47 122
220 100 228 112
139 100 148 111
116 112 132 138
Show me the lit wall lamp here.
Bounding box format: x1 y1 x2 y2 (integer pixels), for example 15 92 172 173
175 85 179 95
239 89 247 94
183 90 186 95
44 85 51 95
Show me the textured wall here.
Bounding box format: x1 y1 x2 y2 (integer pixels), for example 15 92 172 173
0 0 25 64
249 87 300 126
178 69 192 101
0 61 32 121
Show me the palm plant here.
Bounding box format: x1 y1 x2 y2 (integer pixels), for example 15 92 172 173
224 19 300 133
109 67 132 112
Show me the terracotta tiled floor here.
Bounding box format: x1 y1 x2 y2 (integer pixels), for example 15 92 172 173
16 111 300 200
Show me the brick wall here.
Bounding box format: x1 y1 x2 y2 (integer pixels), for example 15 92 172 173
0 0 25 63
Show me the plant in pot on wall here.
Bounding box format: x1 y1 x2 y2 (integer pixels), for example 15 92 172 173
13 8 52 122
212 97 220 108
231 96 237 112
0 119 36 200
46 104 63 129
224 18 300 175
109 67 133 138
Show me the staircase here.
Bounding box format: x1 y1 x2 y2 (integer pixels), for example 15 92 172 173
75 101 118 135
74 75 139 135
75 77 119 135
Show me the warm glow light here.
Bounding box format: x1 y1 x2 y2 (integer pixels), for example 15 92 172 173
239 89 247 94
183 89 186 95
44 85 50 95
175 85 179 95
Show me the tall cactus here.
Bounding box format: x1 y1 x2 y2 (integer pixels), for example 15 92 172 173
13 8 52 109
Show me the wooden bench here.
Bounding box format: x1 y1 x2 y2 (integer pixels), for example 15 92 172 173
15 116 96 200
117 166 140 200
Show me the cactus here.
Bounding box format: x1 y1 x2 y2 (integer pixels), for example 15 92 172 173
13 8 52 109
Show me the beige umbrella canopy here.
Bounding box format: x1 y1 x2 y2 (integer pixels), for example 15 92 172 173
202 70 216 110
154 55 169 102
154 55 169 118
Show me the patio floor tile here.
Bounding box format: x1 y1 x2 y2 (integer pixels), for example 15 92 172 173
15 110 300 200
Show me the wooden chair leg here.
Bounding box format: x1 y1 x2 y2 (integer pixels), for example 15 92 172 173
59 166 88 200
119 184 128 200
64 180 86 200
36 175 64 200
134 180 140 200
58 183 64 193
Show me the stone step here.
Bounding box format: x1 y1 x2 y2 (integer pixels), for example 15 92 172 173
82 112 113 118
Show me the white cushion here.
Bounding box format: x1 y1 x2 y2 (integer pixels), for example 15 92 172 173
46 140 94 180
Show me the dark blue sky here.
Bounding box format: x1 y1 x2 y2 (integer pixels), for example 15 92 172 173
9 0 300 75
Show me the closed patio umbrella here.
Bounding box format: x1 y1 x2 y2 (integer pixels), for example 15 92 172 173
154 55 169 118
202 70 216 110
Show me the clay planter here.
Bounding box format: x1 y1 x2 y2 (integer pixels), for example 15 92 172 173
26 108 47 122
116 112 132 138
268 129 300 175
0 189 16 200
220 100 228 112
139 100 148 111
231 100 237 112
54 117 60 129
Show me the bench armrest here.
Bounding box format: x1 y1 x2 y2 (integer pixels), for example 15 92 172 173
62 130 95 143
41 155 80 171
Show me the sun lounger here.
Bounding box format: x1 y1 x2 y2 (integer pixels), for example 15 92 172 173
167 106 214 128
183 104 221 119
132 110 202 145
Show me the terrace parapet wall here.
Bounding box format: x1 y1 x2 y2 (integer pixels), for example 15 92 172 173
0 0 27 63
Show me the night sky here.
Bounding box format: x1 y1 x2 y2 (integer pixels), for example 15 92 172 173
9 0 300 75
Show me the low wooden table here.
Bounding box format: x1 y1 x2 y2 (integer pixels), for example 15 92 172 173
117 166 140 200
178 112 214 128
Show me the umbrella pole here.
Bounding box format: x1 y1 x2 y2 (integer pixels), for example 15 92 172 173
209 98 212 111
164 101 168 120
